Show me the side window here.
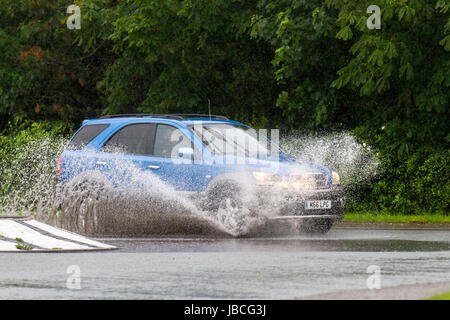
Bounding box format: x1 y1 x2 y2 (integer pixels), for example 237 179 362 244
67 124 110 150
102 123 155 155
153 125 192 158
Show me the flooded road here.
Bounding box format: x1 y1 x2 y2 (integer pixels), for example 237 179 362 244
0 228 449 299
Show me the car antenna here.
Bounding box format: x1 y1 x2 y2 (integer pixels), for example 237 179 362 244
208 99 211 120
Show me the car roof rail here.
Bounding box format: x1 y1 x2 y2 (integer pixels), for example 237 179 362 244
99 114 184 120
170 114 229 120
99 114 229 120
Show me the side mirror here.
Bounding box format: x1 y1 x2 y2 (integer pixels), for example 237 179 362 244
178 147 194 159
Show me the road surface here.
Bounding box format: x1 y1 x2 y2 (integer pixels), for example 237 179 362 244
0 227 449 299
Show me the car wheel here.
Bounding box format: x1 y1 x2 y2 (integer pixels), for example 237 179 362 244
298 218 334 234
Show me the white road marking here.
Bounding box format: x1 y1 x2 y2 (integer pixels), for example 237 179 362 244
0 219 116 252
24 220 115 249
0 240 20 251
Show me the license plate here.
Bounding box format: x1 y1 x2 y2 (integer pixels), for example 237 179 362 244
305 200 332 210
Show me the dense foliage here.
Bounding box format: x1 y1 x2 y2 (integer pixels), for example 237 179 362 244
0 0 448 214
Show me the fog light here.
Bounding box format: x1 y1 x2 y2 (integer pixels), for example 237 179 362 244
332 171 340 185
252 171 281 186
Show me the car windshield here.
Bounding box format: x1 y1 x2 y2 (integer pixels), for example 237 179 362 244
189 123 278 156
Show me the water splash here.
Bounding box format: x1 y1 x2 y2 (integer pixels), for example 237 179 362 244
280 131 381 187
0 135 66 215
0 131 380 237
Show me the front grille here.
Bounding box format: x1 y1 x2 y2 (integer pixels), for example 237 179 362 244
290 172 327 189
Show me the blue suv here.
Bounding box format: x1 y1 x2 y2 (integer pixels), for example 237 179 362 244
59 114 345 234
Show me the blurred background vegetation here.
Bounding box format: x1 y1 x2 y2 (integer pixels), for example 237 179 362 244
0 0 448 214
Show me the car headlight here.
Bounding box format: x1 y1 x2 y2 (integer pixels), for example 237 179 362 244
252 171 281 186
332 171 340 185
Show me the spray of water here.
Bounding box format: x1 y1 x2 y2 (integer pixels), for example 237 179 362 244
0 136 67 215
280 131 381 187
0 131 380 237
49 163 261 237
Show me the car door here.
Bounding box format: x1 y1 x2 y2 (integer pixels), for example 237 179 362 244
144 123 214 192
94 122 156 186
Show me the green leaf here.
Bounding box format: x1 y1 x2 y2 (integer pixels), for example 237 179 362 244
336 26 353 41
439 35 450 51
398 7 406 21
445 133 450 142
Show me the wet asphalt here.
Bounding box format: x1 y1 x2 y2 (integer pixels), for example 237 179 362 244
0 227 449 299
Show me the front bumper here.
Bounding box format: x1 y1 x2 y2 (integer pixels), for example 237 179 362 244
256 186 345 220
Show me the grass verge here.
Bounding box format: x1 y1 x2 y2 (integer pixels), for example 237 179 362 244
344 212 450 224
428 292 450 300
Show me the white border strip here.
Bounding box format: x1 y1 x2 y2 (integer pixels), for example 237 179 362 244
0 220 116 251
24 220 115 249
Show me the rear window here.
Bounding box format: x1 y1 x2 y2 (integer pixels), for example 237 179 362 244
66 124 110 150
102 123 155 155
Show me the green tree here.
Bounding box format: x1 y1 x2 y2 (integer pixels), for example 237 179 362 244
327 0 449 213
78 0 279 126
0 0 113 131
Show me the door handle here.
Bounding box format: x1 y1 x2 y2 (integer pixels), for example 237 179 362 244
148 165 160 170
96 161 107 166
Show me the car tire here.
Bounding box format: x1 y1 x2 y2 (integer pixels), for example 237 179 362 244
298 218 334 234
